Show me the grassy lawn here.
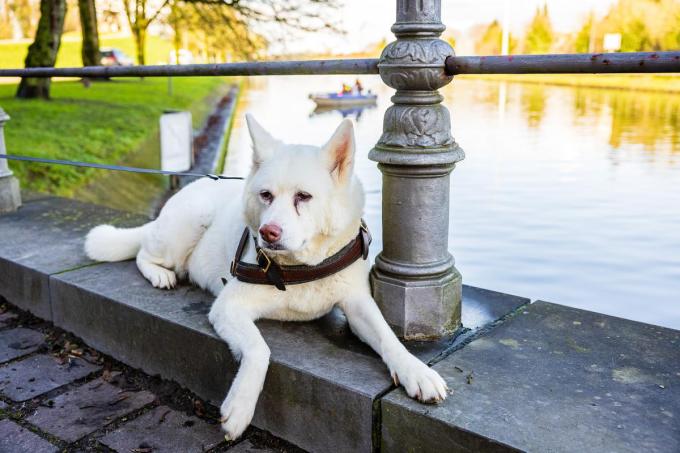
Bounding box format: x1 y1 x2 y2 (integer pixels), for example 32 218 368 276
0 35 173 69
460 73 680 93
0 77 227 196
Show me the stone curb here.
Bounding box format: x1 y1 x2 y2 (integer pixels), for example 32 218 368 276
0 194 530 452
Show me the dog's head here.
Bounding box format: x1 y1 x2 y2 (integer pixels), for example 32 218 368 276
242 114 364 265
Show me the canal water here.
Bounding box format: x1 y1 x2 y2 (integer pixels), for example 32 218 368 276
224 75 680 330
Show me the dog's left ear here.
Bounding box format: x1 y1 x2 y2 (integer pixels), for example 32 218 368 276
323 119 355 184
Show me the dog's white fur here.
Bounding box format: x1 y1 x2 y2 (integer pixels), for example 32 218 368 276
85 115 448 440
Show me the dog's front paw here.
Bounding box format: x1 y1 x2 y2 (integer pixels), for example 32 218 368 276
391 355 448 404
220 393 256 441
150 267 177 289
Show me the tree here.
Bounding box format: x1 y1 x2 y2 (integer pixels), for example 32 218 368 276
1 0 35 39
585 0 680 52
16 0 67 99
574 14 594 53
524 4 554 54
169 2 267 63
122 0 168 65
475 20 516 55
124 0 340 66
78 0 101 67
620 18 652 52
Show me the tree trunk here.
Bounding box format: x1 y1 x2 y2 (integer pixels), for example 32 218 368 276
78 0 100 67
16 0 67 99
133 25 147 65
171 2 181 64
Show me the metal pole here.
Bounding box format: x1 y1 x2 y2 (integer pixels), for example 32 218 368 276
0 108 21 213
369 0 463 339
0 58 380 78
1 52 678 79
446 51 680 74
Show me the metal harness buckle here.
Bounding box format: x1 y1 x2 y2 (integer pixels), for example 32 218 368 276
257 249 272 273
360 220 368 234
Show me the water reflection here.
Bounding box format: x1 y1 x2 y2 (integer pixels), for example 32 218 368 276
310 104 376 121
520 85 547 128
496 81 680 157
223 75 680 330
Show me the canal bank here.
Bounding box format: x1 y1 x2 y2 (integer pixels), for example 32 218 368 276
459 73 680 93
0 193 677 452
0 77 234 215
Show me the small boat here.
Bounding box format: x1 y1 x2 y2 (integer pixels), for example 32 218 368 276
309 92 377 107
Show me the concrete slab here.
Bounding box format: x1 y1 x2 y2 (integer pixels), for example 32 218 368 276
0 328 44 362
461 285 530 330
230 439 278 452
0 354 100 402
0 419 58 453
27 378 155 442
51 261 392 453
406 286 530 363
381 302 680 453
99 405 224 453
0 196 144 318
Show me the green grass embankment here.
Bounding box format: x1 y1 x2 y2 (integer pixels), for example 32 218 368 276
0 35 173 69
0 77 227 196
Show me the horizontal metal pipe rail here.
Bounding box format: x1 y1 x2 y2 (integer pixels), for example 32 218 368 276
0 58 379 78
447 51 680 74
0 52 678 79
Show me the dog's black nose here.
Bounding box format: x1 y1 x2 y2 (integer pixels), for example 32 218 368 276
259 224 282 243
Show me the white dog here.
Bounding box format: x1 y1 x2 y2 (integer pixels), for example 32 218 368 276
84 115 448 440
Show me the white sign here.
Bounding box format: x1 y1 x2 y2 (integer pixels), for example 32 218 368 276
603 33 622 52
160 111 193 172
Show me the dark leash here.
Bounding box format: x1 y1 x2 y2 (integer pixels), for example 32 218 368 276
0 154 244 181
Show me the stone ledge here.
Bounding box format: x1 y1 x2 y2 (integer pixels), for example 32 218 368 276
382 302 680 453
50 262 389 453
0 194 531 452
0 194 145 319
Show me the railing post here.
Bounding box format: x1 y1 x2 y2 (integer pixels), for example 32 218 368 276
0 108 21 213
369 0 464 339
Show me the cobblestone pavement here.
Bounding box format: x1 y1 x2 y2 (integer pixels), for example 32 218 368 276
0 300 305 453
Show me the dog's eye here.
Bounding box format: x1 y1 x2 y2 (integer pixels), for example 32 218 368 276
295 192 312 203
259 190 274 203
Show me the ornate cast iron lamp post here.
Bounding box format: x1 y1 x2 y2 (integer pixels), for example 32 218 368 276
0 108 21 213
369 0 464 339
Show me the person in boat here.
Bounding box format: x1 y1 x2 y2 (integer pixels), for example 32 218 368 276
354 79 364 95
341 83 352 95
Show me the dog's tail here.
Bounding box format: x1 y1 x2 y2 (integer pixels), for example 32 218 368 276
84 223 149 262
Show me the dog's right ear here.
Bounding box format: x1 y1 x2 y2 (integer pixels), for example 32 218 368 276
323 119 355 185
245 114 281 168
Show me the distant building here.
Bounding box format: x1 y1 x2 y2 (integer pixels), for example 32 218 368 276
603 33 622 52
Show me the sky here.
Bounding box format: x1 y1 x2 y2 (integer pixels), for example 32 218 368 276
273 0 620 55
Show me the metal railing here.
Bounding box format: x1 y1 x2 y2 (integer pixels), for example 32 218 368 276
1 0 679 338
0 58 379 78
1 51 678 79
447 51 680 74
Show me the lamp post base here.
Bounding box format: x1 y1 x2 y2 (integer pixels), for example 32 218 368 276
0 175 21 213
371 264 462 340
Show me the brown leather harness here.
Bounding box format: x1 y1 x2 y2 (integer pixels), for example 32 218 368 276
227 220 371 291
